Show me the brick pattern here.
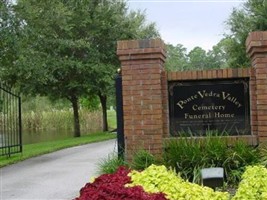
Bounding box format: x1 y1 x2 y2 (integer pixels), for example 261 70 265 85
250 68 257 137
167 68 250 81
161 71 169 138
246 31 267 142
117 39 167 161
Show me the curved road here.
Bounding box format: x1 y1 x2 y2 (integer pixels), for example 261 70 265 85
0 139 117 200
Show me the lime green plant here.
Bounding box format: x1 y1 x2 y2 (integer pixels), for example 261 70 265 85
233 165 267 200
127 164 229 200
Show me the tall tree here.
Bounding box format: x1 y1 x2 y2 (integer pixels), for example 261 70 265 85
187 47 208 70
225 0 267 68
165 44 188 71
13 0 97 137
165 43 227 71
0 0 22 80
206 38 229 69
84 4 159 131
3 0 159 136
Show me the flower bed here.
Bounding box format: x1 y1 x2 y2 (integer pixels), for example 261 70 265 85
75 165 267 200
128 165 229 200
75 166 166 200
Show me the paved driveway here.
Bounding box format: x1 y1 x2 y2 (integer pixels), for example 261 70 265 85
0 139 117 200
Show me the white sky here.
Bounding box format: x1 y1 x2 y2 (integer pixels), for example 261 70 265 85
128 0 244 51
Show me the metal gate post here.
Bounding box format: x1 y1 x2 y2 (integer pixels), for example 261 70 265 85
115 71 124 159
19 95 22 153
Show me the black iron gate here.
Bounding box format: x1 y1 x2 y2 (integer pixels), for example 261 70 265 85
0 83 22 157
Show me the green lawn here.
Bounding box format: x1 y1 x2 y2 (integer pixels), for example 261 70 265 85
107 110 117 130
0 132 116 168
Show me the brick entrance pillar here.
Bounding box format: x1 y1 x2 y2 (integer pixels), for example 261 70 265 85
246 31 267 142
117 39 168 161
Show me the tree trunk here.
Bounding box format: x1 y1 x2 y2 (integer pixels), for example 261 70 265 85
98 93 108 132
70 95 81 137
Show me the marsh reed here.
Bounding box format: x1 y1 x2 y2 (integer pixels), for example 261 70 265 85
22 109 103 133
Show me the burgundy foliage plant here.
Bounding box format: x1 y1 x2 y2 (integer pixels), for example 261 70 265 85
75 166 166 200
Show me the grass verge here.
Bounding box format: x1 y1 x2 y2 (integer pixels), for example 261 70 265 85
0 132 116 168
107 110 117 130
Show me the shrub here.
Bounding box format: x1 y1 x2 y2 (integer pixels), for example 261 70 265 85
131 150 158 171
233 165 267 200
75 166 166 200
223 141 260 184
163 135 260 185
258 142 267 167
163 136 227 183
97 153 128 174
127 164 229 200
98 149 159 174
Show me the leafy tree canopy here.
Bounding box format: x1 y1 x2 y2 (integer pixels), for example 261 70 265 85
0 0 23 80
165 44 227 71
165 44 188 71
225 0 267 68
1 0 159 136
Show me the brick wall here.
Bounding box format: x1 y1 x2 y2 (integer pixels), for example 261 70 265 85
168 68 250 81
246 31 267 142
116 31 267 160
117 39 167 161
